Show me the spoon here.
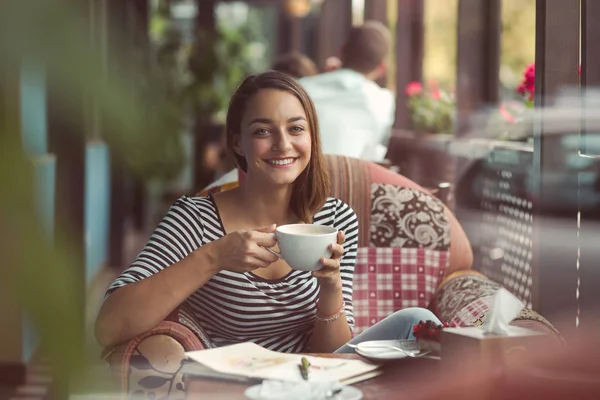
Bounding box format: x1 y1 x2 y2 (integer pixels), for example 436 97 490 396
325 388 343 398
346 343 431 358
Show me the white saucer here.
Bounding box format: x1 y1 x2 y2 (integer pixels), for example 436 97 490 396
354 339 419 362
244 384 363 400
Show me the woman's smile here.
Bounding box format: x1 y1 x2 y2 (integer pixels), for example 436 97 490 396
265 157 298 168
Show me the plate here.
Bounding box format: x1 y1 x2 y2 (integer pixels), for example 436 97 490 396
353 340 424 363
244 384 363 400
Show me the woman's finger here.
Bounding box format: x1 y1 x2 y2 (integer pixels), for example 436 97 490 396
328 243 344 259
336 230 345 245
319 257 340 270
312 268 340 282
253 246 280 264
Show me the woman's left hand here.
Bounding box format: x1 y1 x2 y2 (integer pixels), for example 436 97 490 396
313 230 345 290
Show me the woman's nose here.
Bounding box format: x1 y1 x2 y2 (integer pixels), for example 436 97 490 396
272 131 292 151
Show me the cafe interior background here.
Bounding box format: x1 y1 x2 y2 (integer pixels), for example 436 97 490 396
2 0 599 398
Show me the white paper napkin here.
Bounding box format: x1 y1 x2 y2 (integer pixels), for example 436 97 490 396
249 380 343 400
481 288 525 335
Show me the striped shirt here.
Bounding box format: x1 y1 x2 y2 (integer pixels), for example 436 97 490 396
106 195 358 353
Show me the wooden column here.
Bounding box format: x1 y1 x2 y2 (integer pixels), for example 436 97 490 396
46 84 86 303
193 0 217 192
578 0 600 332
277 6 303 55
46 3 89 395
0 65 27 387
455 0 500 136
365 0 389 87
131 0 150 231
365 0 388 24
105 0 132 267
393 0 424 130
531 0 580 333
316 0 352 71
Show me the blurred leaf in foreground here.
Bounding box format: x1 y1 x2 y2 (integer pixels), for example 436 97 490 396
0 0 188 395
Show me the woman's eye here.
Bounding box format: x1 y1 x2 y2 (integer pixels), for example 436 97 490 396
254 129 269 136
290 126 305 134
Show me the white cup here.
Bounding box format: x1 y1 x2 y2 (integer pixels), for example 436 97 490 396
266 224 338 271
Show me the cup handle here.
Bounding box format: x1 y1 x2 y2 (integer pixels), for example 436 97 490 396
264 232 281 258
265 247 282 258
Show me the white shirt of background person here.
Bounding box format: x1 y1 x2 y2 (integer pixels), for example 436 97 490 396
299 68 395 162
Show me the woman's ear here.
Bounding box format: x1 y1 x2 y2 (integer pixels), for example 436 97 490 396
232 134 244 157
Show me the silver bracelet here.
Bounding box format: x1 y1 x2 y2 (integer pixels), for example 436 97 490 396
315 300 346 323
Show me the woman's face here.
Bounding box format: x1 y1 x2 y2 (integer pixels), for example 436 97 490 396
235 89 311 186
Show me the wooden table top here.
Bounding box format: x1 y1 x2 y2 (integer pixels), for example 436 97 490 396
184 353 440 400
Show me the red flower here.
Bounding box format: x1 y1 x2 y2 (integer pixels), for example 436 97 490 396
516 63 535 101
412 320 456 342
405 81 423 97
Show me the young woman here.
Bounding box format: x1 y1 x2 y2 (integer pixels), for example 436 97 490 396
95 71 440 354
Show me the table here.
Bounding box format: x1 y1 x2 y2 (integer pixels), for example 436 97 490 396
184 354 440 399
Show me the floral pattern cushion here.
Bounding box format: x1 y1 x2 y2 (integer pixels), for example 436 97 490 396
128 337 188 400
370 184 450 250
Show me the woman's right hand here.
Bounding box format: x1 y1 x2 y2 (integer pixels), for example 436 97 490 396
209 224 279 273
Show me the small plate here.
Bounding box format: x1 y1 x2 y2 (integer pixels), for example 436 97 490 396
353 340 421 363
244 384 363 400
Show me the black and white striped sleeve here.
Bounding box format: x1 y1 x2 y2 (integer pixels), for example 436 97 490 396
105 196 205 297
334 199 359 331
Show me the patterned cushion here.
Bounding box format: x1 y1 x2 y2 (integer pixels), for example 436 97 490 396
128 336 188 400
433 271 562 340
352 247 448 335
370 184 450 250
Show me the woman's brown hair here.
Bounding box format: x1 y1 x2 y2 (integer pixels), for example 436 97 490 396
225 70 329 223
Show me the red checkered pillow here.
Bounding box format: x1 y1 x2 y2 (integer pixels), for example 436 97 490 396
352 247 448 335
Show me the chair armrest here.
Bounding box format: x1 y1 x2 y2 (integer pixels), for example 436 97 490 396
101 304 209 393
430 270 563 341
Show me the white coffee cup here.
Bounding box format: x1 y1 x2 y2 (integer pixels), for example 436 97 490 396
265 224 338 271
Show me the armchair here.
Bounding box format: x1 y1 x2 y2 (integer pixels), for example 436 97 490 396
102 155 560 399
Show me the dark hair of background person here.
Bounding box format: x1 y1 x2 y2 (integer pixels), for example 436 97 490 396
271 52 319 79
340 20 392 74
225 71 329 223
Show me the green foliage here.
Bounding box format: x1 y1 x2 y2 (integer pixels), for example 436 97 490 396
423 0 458 88
422 0 536 93
500 0 536 89
185 5 269 122
0 1 186 393
406 82 455 134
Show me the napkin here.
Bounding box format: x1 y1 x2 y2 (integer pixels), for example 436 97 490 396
481 288 525 335
251 380 343 400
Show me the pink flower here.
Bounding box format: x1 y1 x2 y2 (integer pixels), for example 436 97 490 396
429 80 440 100
405 81 422 97
499 103 516 124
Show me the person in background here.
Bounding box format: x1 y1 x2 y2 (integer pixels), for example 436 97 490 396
323 56 342 73
271 52 319 79
299 20 395 162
